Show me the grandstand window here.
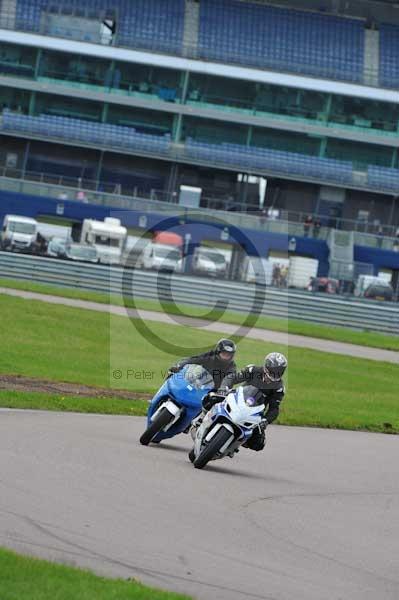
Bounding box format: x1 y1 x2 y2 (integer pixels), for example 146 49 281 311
114 62 180 100
39 50 109 88
325 139 394 168
107 105 173 135
252 128 321 156
186 73 327 123
0 88 30 114
255 84 325 119
0 42 36 79
35 50 181 100
182 117 248 145
329 95 399 133
34 93 102 122
187 73 256 110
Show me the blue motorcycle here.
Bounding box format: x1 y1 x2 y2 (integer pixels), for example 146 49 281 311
139 364 214 446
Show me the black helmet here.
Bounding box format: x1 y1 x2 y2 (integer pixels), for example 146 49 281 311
215 338 236 358
263 352 287 381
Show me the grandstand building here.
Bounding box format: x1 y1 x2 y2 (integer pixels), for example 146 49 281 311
0 0 399 284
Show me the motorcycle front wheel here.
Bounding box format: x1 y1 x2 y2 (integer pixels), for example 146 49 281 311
193 427 233 469
140 408 174 446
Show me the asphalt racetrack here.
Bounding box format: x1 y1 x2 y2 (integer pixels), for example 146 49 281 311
1 410 398 600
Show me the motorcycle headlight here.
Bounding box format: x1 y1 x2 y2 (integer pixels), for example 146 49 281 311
245 397 257 407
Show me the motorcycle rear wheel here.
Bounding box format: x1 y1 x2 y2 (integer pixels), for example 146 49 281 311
193 427 233 469
140 408 174 446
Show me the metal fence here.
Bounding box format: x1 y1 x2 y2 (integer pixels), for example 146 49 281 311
1 161 398 236
1 169 399 252
1 252 398 334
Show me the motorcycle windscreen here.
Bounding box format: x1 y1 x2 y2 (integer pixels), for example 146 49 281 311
168 364 215 408
241 385 265 407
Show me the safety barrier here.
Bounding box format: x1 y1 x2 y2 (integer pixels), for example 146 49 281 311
0 251 398 334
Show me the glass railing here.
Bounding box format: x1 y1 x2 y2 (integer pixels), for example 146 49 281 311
186 97 399 138
0 59 35 78
0 62 182 103
0 165 398 249
36 74 182 102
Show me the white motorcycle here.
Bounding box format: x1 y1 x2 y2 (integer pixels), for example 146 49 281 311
189 386 266 470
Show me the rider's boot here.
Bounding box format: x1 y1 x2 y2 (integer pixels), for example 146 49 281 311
227 448 239 458
189 409 206 439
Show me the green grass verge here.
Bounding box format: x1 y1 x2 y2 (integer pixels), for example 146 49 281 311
0 391 148 416
0 294 398 434
1 276 398 351
0 389 396 434
0 546 191 600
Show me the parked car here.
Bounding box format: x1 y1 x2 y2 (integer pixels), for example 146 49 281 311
65 243 98 263
363 282 393 302
47 237 68 258
354 275 389 297
308 277 339 294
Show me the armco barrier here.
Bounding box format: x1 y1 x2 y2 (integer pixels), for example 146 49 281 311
0 251 398 335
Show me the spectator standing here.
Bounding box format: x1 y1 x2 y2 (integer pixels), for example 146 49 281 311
104 65 113 89
313 218 321 239
303 214 313 237
281 265 288 287
76 190 88 203
272 263 281 287
259 208 268 227
377 224 384 249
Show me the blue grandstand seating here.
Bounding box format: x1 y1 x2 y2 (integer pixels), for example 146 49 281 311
185 138 354 184
2 109 171 154
118 0 185 54
367 165 399 192
15 0 185 54
15 0 44 32
379 24 399 89
13 0 368 84
198 0 364 82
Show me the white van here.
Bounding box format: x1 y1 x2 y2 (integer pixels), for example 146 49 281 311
139 243 182 272
192 247 227 277
1 214 38 253
240 256 273 285
288 257 318 289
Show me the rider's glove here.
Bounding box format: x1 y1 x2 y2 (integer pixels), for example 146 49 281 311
216 387 229 396
203 392 220 411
